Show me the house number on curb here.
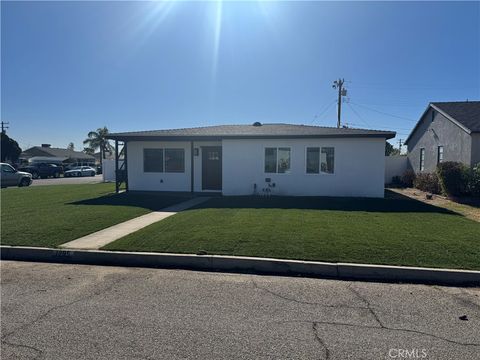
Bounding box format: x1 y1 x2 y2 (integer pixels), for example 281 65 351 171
53 250 74 258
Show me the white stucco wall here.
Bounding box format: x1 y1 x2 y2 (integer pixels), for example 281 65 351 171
126 140 222 192
126 137 386 197
222 138 386 197
127 141 192 192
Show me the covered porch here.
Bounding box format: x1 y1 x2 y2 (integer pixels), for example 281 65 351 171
112 138 223 194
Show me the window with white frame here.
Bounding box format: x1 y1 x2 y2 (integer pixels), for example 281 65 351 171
264 147 291 173
306 147 334 174
144 148 185 173
420 148 425 171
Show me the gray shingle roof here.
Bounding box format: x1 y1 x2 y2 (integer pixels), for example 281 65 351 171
107 123 395 140
431 101 480 132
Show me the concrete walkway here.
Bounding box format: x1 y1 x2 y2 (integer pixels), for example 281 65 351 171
59 197 210 250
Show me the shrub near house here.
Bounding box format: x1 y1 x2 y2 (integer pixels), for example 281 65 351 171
413 172 440 194
436 161 470 197
398 161 480 197
469 164 480 197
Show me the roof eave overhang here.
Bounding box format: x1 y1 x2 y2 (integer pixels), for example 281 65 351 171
107 133 396 142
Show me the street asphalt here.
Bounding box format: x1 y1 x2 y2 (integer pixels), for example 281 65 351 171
30 175 104 186
1 261 479 359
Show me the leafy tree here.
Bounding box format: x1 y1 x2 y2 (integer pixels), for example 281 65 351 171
67 142 75 150
83 127 113 160
385 142 400 156
83 147 95 156
1 132 22 163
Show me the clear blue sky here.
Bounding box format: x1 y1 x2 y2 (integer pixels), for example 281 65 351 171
2 1 479 150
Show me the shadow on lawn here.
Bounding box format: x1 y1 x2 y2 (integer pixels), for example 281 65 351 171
70 191 193 211
70 190 458 215
190 190 458 214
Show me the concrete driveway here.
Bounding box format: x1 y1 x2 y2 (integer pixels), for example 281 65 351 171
1 261 479 359
30 174 104 186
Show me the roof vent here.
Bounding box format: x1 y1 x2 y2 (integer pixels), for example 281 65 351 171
41 144 51 148
252 122 262 127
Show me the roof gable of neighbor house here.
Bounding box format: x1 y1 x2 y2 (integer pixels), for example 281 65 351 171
405 101 480 144
431 101 480 133
21 146 95 160
107 123 395 141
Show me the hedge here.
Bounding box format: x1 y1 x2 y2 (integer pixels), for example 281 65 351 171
413 172 440 194
436 161 469 197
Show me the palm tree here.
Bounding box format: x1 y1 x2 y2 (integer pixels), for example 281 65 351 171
83 127 113 160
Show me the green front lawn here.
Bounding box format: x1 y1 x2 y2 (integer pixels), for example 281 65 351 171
105 194 480 270
1 184 190 247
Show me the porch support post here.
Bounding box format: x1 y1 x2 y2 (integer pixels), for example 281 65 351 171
190 141 194 193
124 141 128 192
115 139 119 193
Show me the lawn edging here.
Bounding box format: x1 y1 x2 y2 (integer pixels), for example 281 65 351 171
1 246 479 286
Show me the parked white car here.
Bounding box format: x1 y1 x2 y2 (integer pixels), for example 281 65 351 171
1 163 33 187
64 166 96 177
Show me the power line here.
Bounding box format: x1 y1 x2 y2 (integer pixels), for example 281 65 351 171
348 81 478 90
349 102 417 122
347 101 424 108
346 102 371 128
347 103 413 131
311 99 336 124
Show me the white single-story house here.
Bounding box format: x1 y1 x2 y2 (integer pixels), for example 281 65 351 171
107 123 395 198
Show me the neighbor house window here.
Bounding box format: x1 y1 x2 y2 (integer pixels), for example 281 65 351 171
144 148 185 173
264 147 291 173
144 149 164 172
165 148 185 172
306 147 335 174
437 146 444 164
431 110 436 122
420 148 425 171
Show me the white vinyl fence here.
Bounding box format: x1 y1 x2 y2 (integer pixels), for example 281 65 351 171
385 156 408 184
102 159 124 182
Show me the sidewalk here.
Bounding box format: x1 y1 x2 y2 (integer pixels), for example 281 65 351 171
59 197 210 250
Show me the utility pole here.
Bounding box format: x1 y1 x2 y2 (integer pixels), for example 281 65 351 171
398 139 403 154
332 79 347 128
1 121 9 134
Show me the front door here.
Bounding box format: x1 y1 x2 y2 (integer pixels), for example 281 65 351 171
202 146 222 191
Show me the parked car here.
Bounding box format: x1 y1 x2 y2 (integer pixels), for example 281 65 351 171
18 163 63 179
1 163 33 188
64 162 96 171
64 166 96 177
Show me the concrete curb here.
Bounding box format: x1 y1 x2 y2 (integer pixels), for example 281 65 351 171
1 246 479 286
